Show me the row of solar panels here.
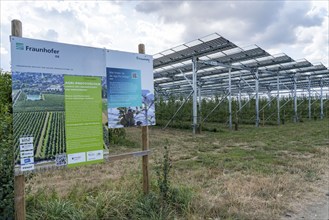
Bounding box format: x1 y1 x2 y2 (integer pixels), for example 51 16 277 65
153 33 328 97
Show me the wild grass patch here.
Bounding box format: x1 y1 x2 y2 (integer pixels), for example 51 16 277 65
25 120 328 219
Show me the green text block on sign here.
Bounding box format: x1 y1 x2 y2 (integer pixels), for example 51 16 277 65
64 75 103 167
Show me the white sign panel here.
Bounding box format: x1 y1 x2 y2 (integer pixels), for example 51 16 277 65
67 152 86 164
19 144 33 151
87 150 104 161
11 36 105 76
21 164 34 171
20 150 34 158
20 157 34 165
20 137 33 144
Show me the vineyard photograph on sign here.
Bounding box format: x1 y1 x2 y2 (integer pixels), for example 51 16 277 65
13 72 66 163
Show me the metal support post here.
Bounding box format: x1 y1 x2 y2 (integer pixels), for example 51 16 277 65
228 67 232 129
320 79 324 119
308 76 311 119
198 86 202 122
255 69 259 127
192 57 198 134
238 82 242 111
198 86 202 133
293 75 298 123
277 73 280 125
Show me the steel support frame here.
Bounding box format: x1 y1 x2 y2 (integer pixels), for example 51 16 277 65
293 75 298 123
228 67 232 129
255 69 260 127
238 81 242 111
320 78 324 119
192 57 198 134
195 60 254 130
198 85 202 125
277 72 280 125
308 76 311 119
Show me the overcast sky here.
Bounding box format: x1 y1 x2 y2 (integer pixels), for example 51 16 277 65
0 0 328 72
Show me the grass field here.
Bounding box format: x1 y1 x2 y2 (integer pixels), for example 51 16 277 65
25 120 328 219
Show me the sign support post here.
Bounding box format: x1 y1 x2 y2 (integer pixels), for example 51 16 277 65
138 43 150 195
12 19 26 220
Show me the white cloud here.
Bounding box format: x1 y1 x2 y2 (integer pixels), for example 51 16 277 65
301 16 329 65
259 1 328 66
0 0 328 71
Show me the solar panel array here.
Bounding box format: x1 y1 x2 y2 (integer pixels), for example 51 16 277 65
153 33 328 98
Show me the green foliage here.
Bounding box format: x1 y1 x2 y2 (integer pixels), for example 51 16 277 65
108 128 133 147
156 120 192 130
155 95 329 130
133 186 192 219
0 70 14 219
108 128 126 143
156 143 171 200
151 141 192 218
26 189 83 220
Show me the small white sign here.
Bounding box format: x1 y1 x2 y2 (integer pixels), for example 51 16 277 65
20 143 33 151
87 150 103 161
67 152 86 164
21 164 34 171
20 157 34 165
20 150 34 158
19 137 33 144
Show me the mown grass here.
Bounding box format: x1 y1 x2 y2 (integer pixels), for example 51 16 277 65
26 119 328 219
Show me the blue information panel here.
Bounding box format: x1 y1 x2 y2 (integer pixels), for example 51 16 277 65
107 67 142 108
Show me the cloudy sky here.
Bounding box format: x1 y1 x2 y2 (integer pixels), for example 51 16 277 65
0 0 328 72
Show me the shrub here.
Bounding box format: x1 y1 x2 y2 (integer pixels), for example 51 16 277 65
0 71 14 219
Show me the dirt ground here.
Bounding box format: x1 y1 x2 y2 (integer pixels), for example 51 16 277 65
282 172 329 220
283 196 328 220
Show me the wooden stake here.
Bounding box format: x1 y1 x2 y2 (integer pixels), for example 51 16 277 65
141 126 149 194
138 44 145 54
139 43 149 194
12 19 26 220
14 175 25 220
11 19 22 37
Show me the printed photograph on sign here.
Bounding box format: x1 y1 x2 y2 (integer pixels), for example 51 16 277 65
106 50 156 128
12 72 66 169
